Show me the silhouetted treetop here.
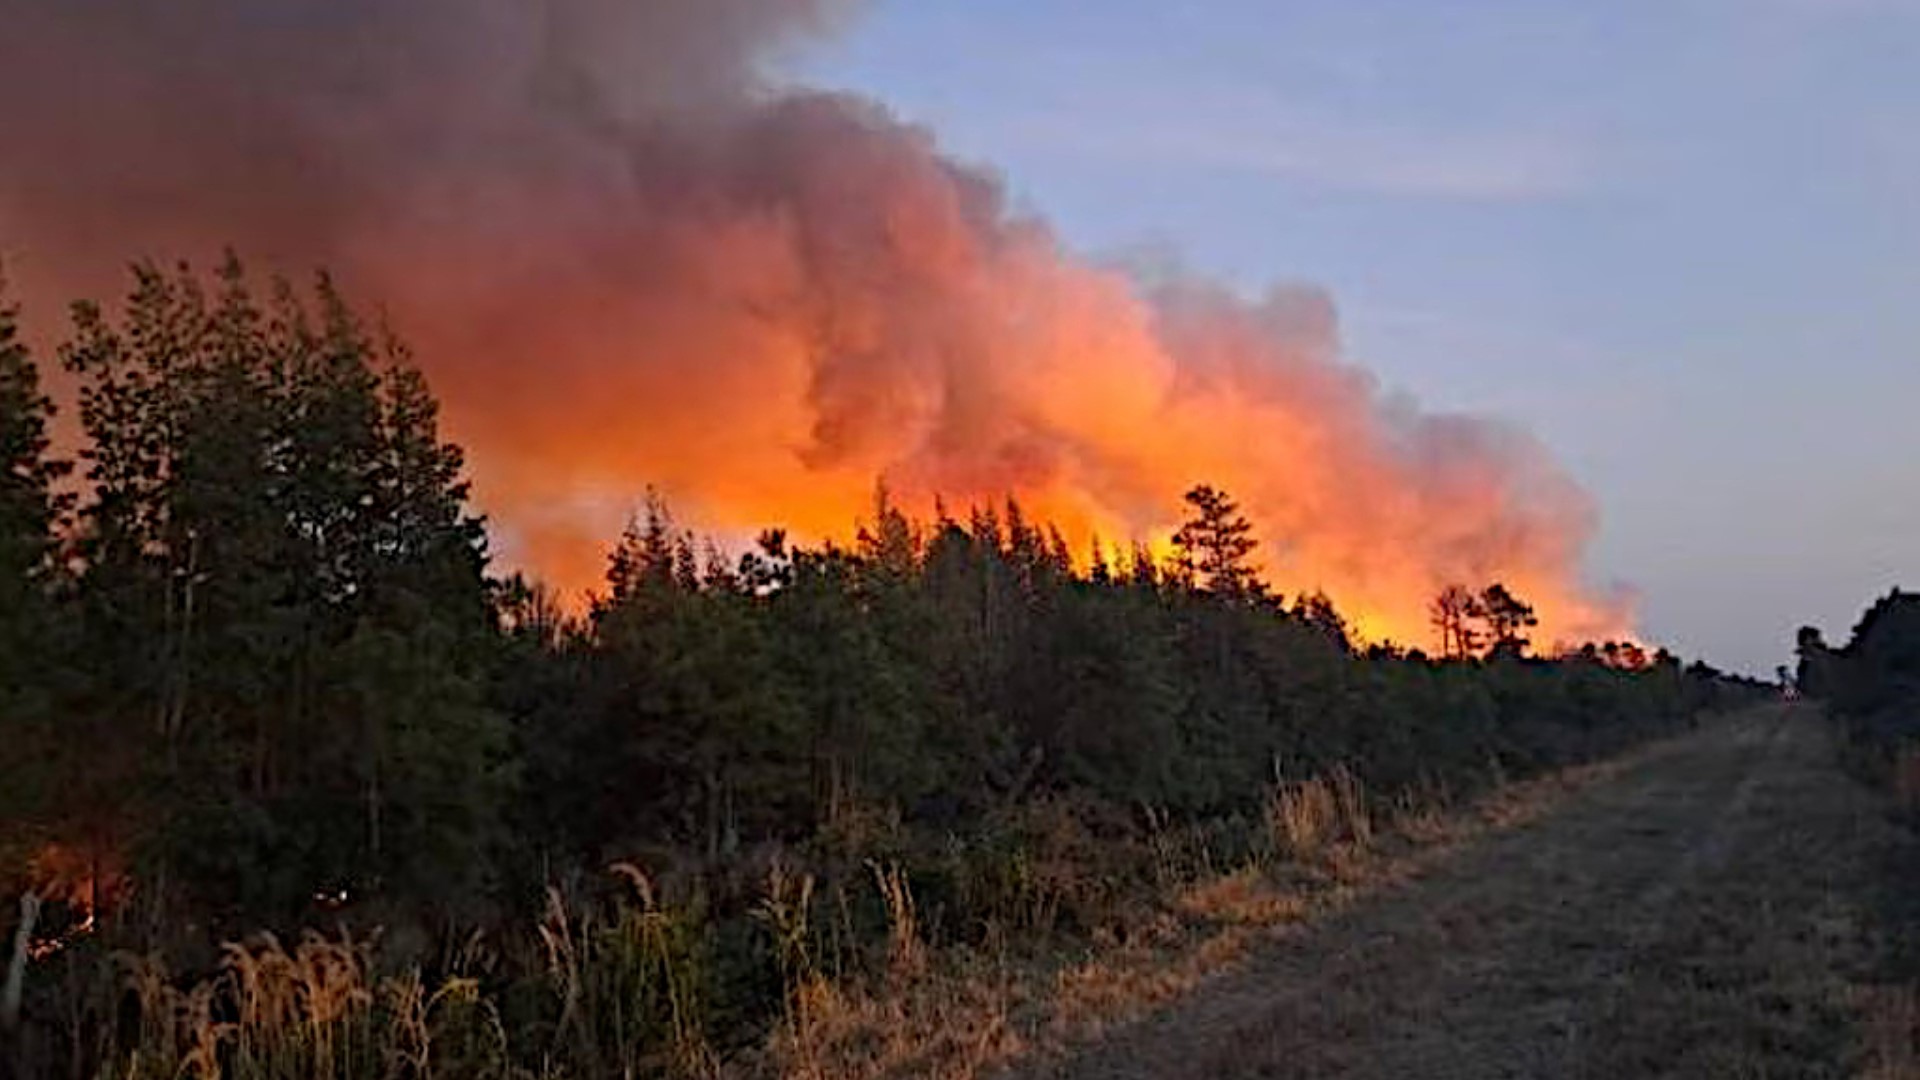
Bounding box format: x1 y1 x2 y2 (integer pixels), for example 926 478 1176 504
1173 483 1263 601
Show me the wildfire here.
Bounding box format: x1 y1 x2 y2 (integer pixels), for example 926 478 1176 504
0 0 1632 651
21 843 124 959
450 261 1625 648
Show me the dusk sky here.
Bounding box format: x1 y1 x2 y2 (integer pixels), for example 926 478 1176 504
789 0 1920 675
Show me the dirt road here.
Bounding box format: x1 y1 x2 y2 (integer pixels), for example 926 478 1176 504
1018 706 1908 1079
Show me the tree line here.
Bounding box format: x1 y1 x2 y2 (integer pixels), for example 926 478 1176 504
1797 589 1920 774
0 259 1767 1075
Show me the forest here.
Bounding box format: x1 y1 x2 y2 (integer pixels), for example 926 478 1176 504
0 260 1767 1077
1798 588 1920 797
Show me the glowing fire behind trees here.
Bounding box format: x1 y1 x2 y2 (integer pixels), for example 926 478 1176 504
0 0 1630 648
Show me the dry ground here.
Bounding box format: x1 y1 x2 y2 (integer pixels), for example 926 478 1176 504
1008 705 1914 1080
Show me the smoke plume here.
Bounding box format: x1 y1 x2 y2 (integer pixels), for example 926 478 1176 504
0 0 1628 646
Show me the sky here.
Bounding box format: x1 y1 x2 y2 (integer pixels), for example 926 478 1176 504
785 0 1920 675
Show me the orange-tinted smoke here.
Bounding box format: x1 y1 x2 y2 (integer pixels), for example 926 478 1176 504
0 0 1630 649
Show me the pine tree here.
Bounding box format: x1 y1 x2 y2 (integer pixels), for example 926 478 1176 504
1478 583 1539 658
303 280 506 913
1172 484 1263 600
60 259 506 919
0 281 74 874
1295 590 1352 652
0 284 65 602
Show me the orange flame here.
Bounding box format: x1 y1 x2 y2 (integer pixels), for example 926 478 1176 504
0 1 1632 650
27 843 123 912
403 101 1630 648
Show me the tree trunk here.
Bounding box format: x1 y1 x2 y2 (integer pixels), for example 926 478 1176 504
2 890 41 1036
367 755 382 863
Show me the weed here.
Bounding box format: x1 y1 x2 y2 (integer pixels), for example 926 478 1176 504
868 861 922 981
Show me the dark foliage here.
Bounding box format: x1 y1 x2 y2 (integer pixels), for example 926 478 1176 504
1799 589 1920 756
0 260 1764 1077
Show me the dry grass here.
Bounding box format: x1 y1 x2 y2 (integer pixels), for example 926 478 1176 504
1266 777 1339 860
103 929 502 1080
1173 869 1306 927
64 753 1618 1080
744 756 1621 1080
761 954 1023 1080
91 865 722 1079
1328 767 1372 850
1387 789 1450 844
539 862 717 1079
868 861 923 981
996 707 1912 1080
1265 765 1375 863
46 731 1715 1080
754 859 820 1011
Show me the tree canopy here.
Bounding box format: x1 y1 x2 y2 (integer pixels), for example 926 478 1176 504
0 258 1763 1079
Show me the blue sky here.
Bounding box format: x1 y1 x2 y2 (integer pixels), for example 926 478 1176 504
788 0 1920 674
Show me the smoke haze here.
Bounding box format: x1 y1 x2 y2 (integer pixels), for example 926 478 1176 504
0 0 1628 646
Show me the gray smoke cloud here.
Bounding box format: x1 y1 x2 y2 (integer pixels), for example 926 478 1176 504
1 0 844 271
